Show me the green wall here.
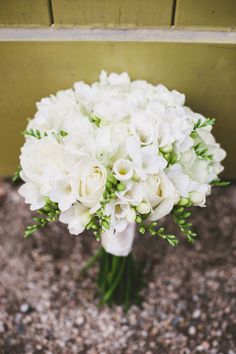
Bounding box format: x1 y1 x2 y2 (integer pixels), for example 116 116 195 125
0 0 236 177
0 41 235 178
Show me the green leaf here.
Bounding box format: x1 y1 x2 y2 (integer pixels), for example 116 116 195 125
12 166 22 182
24 199 60 238
193 117 215 130
172 202 197 244
210 179 230 187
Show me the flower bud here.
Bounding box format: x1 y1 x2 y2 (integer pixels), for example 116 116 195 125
139 225 146 234
107 174 117 185
117 183 126 192
136 202 151 215
189 191 205 205
178 197 189 206
135 215 142 223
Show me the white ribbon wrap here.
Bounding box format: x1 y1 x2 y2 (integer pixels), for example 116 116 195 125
101 223 136 257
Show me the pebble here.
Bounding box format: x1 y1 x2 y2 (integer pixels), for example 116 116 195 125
188 326 196 336
75 316 85 326
192 309 201 319
196 341 210 351
0 182 236 353
0 320 4 333
20 303 29 313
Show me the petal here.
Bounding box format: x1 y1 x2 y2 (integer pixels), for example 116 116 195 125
18 183 45 211
101 223 136 256
126 136 141 167
148 198 175 221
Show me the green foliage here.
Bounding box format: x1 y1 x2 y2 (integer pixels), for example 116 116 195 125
191 118 215 139
24 199 60 238
193 117 215 131
89 112 101 127
86 173 125 240
162 151 179 166
172 199 197 244
193 142 213 160
159 146 179 167
210 178 230 187
23 129 68 140
59 130 68 137
12 165 22 182
136 211 179 247
190 117 215 160
23 129 47 139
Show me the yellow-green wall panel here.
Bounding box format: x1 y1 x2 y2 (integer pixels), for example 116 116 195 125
0 42 235 178
0 0 51 27
175 0 236 29
52 0 173 27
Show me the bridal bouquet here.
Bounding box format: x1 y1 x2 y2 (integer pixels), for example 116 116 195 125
17 71 227 308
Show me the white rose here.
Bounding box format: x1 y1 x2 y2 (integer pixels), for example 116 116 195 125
71 159 106 209
142 171 179 221
136 202 151 215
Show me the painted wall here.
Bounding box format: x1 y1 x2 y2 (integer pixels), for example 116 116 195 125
0 1 235 177
0 41 235 177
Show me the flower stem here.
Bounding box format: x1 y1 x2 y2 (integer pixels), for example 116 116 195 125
98 248 143 309
80 247 103 275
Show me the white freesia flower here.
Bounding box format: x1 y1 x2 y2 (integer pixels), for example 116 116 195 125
166 164 210 207
93 96 133 123
127 137 167 180
59 203 90 235
46 167 76 211
130 111 155 145
19 182 45 211
71 159 106 210
99 70 131 86
105 200 133 232
113 159 133 181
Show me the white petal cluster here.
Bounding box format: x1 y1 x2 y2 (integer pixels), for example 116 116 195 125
19 71 226 238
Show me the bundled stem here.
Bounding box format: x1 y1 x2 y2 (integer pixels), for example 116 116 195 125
97 248 143 310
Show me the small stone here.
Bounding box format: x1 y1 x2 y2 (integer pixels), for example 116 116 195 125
188 326 196 336
197 341 210 351
20 303 29 313
0 321 5 333
75 316 85 326
192 309 201 319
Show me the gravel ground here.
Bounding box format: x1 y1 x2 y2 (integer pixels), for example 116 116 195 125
0 180 235 354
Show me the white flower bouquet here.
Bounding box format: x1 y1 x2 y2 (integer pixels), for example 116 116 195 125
17 71 227 308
